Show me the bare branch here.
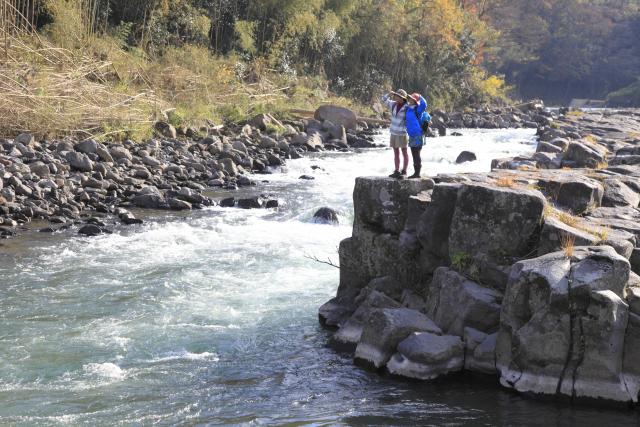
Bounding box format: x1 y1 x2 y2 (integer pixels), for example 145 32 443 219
304 253 340 269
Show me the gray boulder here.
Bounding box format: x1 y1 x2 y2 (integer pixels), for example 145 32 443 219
564 141 606 168
353 176 434 236
314 105 358 130
602 178 640 208
387 332 464 380
354 308 441 369
463 328 497 374
448 183 545 288
29 162 50 178
425 267 502 336
75 139 98 154
538 177 603 215
497 247 637 403
333 289 401 345
312 207 339 224
455 151 477 164
66 151 93 172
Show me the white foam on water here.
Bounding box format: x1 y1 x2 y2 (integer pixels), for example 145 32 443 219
83 362 126 380
145 350 220 364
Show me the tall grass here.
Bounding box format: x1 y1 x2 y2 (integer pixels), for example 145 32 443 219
0 0 370 140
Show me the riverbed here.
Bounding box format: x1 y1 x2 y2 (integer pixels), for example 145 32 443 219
2 129 638 426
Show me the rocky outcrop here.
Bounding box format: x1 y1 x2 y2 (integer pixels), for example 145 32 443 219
496 246 638 403
320 163 640 405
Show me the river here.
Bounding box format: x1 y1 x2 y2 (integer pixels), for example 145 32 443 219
1 129 639 426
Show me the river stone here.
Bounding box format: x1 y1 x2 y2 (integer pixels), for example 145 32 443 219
131 193 164 209
249 113 282 131
155 121 177 138
219 197 235 208
15 133 34 146
386 332 464 380
220 158 237 176
259 136 278 149
318 297 356 329
354 177 434 236
78 224 102 236
354 308 441 370
314 105 358 130
109 145 132 161
66 151 94 172
237 196 264 209
312 207 339 224
168 198 192 210
455 151 477 164
29 162 50 178
95 144 114 163
425 267 502 336
75 139 98 154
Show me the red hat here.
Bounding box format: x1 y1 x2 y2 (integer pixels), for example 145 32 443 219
409 93 421 104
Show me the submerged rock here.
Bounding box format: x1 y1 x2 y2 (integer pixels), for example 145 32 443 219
387 332 464 380
313 207 339 224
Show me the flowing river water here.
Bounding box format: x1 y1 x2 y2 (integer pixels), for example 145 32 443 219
1 129 639 426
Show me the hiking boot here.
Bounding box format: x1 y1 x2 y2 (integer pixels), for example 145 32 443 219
389 170 401 178
409 165 421 179
396 170 407 180
400 169 407 177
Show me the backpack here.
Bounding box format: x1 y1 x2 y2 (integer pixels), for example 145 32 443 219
415 108 431 133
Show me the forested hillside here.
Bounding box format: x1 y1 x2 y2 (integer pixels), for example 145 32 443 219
1 0 639 138
482 0 640 105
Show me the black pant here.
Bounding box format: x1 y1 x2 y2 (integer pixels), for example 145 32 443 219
411 146 422 168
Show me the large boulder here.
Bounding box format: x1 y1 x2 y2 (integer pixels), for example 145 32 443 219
353 177 434 236
425 267 503 336
314 105 358 131
455 151 477 164
463 328 497 374
602 178 640 208
538 177 604 215
332 289 401 345
416 183 460 265
448 183 546 289
564 141 606 168
497 246 637 403
386 332 464 380
354 308 441 369
65 151 94 172
75 139 98 155
313 207 339 224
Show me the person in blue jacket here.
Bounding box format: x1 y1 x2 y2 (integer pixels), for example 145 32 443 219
405 93 430 178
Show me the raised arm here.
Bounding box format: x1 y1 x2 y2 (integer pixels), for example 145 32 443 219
381 93 395 110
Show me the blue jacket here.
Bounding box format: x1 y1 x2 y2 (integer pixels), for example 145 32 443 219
405 95 428 137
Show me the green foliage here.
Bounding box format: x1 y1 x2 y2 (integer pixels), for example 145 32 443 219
483 0 640 104
451 251 472 272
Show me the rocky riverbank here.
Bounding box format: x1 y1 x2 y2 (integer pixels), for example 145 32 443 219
319 108 640 406
0 106 383 239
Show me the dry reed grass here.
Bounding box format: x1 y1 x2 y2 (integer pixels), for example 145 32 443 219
495 176 515 187
0 0 162 138
560 233 575 257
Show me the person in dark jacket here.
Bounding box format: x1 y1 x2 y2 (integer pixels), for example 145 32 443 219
405 93 429 178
